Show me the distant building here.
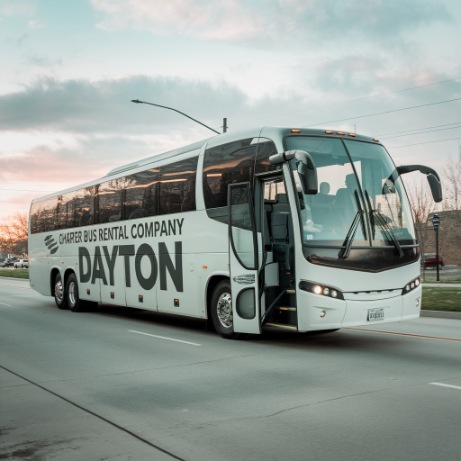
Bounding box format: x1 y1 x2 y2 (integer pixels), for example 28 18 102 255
425 210 461 265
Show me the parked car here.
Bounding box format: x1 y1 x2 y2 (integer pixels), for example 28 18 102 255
422 253 444 269
14 258 29 269
3 259 16 267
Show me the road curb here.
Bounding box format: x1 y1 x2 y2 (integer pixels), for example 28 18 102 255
421 310 461 320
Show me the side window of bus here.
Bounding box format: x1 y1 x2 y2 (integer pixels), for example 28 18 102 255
30 157 198 232
55 195 69 230
255 140 280 175
203 139 257 223
65 189 93 228
30 197 57 233
158 157 198 215
124 169 158 220
97 180 122 224
76 189 94 227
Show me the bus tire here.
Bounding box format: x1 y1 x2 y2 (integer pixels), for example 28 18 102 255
210 280 240 339
65 273 85 312
54 272 68 310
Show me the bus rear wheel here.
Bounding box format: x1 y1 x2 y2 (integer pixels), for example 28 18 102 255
66 273 84 312
65 273 98 312
54 273 68 310
210 281 240 339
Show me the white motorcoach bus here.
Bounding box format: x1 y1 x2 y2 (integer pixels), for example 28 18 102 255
29 127 442 338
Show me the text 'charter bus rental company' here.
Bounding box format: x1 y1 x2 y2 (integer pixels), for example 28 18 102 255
28 127 442 338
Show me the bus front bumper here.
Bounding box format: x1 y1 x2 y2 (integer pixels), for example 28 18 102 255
297 286 422 332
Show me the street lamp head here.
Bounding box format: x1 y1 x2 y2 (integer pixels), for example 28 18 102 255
131 99 142 103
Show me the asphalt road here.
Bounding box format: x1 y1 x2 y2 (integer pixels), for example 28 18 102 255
1 278 461 461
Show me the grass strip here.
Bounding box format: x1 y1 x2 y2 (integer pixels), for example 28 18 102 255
0 269 29 279
422 287 461 312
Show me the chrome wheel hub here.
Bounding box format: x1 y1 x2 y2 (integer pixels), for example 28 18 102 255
55 279 63 302
217 292 232 328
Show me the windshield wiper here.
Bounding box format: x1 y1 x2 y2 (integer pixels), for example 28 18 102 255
372 210 404 257
338 210 363 259
364 191 404 258
338 191 367 260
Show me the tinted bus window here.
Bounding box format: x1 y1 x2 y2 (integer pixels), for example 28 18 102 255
203 139 257 221
97 180 122 223
124 168 158 219
30 197 57 234
255 139 279 175
158 157 198 215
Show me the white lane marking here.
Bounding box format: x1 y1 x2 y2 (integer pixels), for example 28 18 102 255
429 382 461 391
0 301 12 307
129 330 201 347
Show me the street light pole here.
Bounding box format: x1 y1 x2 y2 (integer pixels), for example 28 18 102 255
431 213 440 282
131 99 221 135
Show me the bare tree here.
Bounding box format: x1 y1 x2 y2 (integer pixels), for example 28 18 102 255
9 212 29 256
0 225 14 255
406 178 436 256
443 145 461 211
0 213 29 257
10 212 29 242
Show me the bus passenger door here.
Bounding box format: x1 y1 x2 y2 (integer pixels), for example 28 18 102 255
228 183 261 334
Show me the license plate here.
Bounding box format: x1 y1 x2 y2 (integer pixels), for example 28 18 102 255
368 308 385 322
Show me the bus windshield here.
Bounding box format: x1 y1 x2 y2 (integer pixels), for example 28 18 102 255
285 135 417 271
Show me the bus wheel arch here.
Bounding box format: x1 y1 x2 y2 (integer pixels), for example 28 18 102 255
208 277 240 339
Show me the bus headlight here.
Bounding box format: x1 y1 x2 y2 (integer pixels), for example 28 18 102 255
299 281 344 300
402 277 420 295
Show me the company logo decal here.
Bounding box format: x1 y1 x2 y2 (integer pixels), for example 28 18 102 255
44 218 186 293
233 274 255 285
44 235 59 254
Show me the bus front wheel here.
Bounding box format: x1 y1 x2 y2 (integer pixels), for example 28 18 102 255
54 273 68 310
210 281 240 339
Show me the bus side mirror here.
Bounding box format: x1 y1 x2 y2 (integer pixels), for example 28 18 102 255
296 152 318 195
427 173 443 203
270 149 318 195
396 164 443 203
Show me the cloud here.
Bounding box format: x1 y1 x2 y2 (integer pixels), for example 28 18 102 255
0 128 216 189
0 144 100 184
91 0 451 46
1 71 460 145
92 0 272 43
0 76 249 135
0 1 34 17
27 20 45 29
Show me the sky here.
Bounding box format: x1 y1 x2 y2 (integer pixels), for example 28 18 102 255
1 0 461 227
